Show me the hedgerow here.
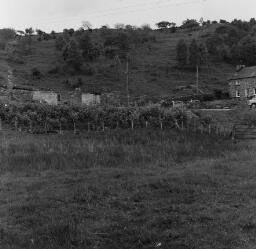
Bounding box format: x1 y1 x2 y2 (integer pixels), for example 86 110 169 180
0 102 204 133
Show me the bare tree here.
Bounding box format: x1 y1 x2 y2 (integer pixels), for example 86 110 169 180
82 21 93 30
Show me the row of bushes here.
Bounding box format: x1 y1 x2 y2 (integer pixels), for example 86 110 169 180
0 102 211 133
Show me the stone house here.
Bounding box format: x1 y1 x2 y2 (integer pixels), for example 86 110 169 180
229 65 256 99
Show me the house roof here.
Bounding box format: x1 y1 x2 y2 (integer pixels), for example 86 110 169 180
230 66 256 80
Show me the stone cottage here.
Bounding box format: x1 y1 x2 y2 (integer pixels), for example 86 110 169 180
32 90 60 105
229 65 256 99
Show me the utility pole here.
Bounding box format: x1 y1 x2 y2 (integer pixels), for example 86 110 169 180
115 54 130 106
196 64 199 95
126 54 130 106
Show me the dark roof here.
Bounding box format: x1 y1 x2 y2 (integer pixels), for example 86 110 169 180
230 66 256 80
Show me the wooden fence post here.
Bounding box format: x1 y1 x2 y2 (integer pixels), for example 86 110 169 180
232 125 236 140
59 122 63 135
88 123 90 132
160 120 163 130
145 121 148 128
44 120 48 134
29 120 32 133
15 117 18 131
131 120 134 130
73 120 76 134
0 118 2 131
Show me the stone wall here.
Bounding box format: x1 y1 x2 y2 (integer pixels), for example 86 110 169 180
70 89 82 105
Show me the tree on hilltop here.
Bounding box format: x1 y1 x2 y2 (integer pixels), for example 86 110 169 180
156 21 171 29
25 27 34 36
156 21 176 30
82 21 93 30
181 19 200 30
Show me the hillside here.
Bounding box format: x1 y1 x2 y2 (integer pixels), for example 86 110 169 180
2 24 236 101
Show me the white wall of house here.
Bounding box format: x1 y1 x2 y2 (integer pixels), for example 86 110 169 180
32 91 58 105
81 93 101 105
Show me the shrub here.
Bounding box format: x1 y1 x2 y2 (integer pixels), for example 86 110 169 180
0 42 5 50
82 65 95 76
55 36 66 51
48 65 60 74
104 47 118 59
64 78 83 89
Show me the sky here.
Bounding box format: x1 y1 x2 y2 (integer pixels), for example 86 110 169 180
0 0 256 32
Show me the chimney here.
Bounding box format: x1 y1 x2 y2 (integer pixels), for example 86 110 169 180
236 65 246 72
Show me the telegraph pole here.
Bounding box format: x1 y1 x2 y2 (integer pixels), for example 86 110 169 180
196 64 199 95
115 54 130 106
126 55 130 106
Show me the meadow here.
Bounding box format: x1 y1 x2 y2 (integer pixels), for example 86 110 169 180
1 128 255 249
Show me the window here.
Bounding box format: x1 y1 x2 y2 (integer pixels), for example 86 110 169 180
235 81 240 86
57 94 61 102
236 90 240 98
254 88 256 95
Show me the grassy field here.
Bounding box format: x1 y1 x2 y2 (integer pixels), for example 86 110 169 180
1 129 256 249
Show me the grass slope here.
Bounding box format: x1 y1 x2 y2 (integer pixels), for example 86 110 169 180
0 129 254 249
4 24 235 99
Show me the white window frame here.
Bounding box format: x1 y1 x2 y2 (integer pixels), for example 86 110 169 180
235 81 240 86
236 90 240 98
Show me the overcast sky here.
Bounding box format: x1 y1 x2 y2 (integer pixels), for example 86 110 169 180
1 0 256 32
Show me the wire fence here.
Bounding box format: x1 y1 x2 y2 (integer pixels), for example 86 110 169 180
0 116 234 139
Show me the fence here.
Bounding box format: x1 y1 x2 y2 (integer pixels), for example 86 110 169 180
0 115 234 140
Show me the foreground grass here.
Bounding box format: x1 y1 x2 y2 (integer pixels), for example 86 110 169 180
0 129 255 248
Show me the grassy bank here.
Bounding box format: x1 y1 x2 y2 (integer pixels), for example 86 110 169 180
0 129 254 249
